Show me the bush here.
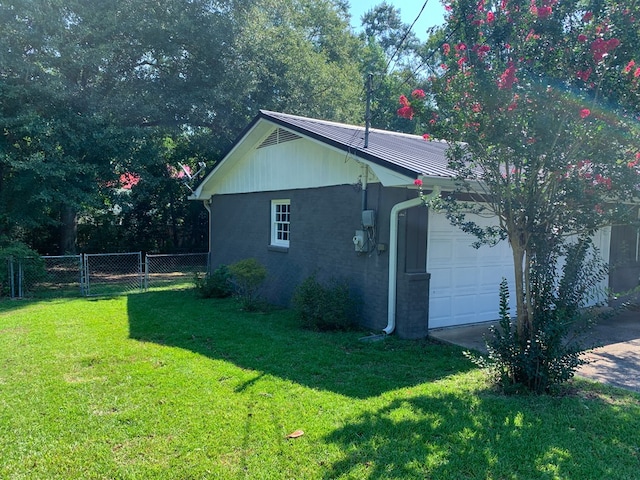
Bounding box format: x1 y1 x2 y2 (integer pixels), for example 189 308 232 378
0 240 46 297
292 274 359 331
479 239 607 394
194 265 233 298
228 258 267 311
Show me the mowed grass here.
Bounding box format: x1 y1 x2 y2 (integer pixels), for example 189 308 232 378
1 291 639 479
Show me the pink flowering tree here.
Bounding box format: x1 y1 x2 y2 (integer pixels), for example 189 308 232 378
401 0 640 391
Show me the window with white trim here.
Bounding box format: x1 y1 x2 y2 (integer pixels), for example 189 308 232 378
271 200 291 247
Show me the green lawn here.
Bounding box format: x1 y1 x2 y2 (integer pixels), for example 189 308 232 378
1 291 639 479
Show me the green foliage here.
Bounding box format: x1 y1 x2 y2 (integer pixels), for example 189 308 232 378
0 239 45 296
292 274 360 331
194 265 233 299
1 0 367 253
228 258 268 311
481 239 609 394
402 0 640 392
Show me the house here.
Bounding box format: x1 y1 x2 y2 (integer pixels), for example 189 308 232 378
190 110 637 338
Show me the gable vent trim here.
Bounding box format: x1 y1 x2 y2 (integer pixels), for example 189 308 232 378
257 128 302 149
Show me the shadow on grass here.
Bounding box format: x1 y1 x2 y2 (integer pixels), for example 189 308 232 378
321 390 640 479
126 290 476 399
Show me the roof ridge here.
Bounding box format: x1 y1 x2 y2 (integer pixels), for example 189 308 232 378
259 109 445 143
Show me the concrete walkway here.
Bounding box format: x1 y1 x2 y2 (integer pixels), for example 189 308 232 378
430 309 640 393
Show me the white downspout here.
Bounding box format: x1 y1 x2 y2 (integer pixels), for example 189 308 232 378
203 198 212 270
384 187 440 335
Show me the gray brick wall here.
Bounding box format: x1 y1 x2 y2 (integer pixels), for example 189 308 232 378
208 184 430 338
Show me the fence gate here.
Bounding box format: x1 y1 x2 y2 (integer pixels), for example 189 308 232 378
84 252 143 296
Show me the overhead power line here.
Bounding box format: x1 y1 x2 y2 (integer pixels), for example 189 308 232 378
384 0 431 73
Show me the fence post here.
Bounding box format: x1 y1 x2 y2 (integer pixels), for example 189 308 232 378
18 259 23 299
83 253 90 296
79 255 86 296
144 253 149 291
138 252 143 292
9 257 15 299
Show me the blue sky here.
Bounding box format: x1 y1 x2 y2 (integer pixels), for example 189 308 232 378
348 0 446 40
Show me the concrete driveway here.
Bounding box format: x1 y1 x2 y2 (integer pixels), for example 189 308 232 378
430 309 640 393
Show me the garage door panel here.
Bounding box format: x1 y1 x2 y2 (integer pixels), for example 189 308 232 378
428 268 452 289
452 267 479 289
481 266 513 284
428 211 515 329
428 240 454 264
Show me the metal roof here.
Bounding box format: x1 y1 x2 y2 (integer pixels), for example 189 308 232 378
258 110 457 180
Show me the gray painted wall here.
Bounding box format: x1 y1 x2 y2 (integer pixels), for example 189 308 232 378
208 184 430 337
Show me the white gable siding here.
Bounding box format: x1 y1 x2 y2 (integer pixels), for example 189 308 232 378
207 136 370 195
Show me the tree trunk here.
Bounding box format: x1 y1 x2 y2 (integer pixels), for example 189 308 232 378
511 237 532 348
60 205 78 254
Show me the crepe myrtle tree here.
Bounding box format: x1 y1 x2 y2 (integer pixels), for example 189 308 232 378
401 0 640 391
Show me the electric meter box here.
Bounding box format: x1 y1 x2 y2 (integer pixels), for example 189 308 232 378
353 230 366 252
362 210 375 228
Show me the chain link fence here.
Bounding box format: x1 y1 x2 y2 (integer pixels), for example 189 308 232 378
145 253 209 290
84 252 143 297
3 252 209 299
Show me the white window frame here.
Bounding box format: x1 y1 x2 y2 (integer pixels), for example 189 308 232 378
271 199 291 247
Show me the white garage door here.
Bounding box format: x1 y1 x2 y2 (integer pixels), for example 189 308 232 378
427 212 611 329
427 211 515 329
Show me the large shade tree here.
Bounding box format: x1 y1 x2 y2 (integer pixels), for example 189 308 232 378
402 0 640 391
1 0 366 253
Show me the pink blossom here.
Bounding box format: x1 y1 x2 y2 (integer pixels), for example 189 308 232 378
635 68 640 78
591 37 621 62
577 34 588 42
443 43 451 55
473 44 491 59
422 134 431 141
576 68 591 81
177 164 191 179
455 43 467 52
399 94 410 107
119 172 141 189
580 108 591 119
594 174 612 189
487 11 495 22
497 62 518 90
397 106 415 119
624 60 636 73
536 6 552 18
582 11 593 22
411 89 426 99
414 178 423 186
525 30 541 41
